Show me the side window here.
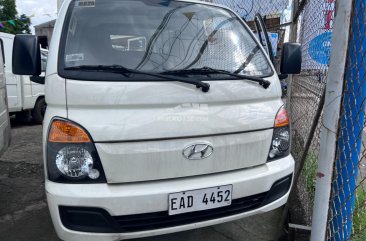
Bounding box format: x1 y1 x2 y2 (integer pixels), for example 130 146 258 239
0 39 4 65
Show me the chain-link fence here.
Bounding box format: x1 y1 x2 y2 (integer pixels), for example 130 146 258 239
280 0 366 239
205 0 292 71
209 0 289 21
289 0 335 228
203 0 332 236
288 0 366 240
326 0 366 240
202 0 330 236
203 0 365 240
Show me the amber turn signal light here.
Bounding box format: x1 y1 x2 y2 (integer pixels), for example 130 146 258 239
275 106 290 127
48 120 91 143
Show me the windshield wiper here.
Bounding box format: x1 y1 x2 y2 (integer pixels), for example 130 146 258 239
65 65 132 77
64 65 210 92
161 67 271 89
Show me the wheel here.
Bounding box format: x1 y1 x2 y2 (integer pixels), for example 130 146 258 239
32 98 47 124
15 110 32 123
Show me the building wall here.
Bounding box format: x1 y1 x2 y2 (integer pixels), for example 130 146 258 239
34 20 56 46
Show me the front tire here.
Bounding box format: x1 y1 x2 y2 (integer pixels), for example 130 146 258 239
32 98 46 124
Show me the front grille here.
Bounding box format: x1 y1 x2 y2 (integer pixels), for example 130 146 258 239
113 192 267 232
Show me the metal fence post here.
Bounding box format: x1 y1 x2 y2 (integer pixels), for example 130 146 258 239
310 1 353 240
330 0 366 239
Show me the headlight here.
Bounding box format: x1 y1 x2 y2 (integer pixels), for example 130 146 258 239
268 106 291 161
47 119 106 183
56 146 98 180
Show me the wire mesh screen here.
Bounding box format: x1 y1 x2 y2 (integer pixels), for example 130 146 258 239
208 0 289 22
288 0 335 226
327 0 366 240
202 0 291 70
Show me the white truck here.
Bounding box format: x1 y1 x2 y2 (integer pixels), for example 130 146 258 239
12 1 302 240
0 32 47 124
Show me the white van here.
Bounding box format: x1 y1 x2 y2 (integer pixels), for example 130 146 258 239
0 36 11 157
0 32 47 124
12 1 301 240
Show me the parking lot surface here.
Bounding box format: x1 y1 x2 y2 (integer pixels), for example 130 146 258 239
0 121 284 241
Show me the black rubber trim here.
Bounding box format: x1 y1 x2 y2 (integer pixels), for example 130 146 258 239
60 192 267 233
113 192 267 232
59 174 293 233
262 174 293 206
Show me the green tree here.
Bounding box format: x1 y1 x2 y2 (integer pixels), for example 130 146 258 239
0 0 31 34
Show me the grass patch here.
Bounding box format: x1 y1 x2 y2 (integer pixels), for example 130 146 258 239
303 152 318 203
352 187 366 240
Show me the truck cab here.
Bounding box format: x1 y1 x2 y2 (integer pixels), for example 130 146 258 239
0 32 47 124
12 1 301 240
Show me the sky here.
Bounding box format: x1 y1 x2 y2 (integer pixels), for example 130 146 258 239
16 0 57 32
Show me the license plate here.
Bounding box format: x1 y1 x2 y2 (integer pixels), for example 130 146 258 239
168 185 233 215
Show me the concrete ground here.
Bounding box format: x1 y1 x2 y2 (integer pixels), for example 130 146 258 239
0 120 284 241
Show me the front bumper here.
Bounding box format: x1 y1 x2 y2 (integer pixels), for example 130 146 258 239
47 155 294 241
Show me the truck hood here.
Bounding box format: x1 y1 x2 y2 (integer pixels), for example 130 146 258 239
65 77 282 142
63 77 284 183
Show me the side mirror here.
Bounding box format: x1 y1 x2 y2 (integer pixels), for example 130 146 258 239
280 43 302 75
12 35 41 76
278 74 289 80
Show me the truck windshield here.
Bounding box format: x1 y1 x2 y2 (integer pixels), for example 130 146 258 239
60 0 273 80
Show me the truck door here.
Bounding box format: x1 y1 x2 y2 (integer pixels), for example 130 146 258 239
0 39 11 156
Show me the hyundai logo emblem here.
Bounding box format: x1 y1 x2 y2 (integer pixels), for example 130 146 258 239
183 144 214 160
